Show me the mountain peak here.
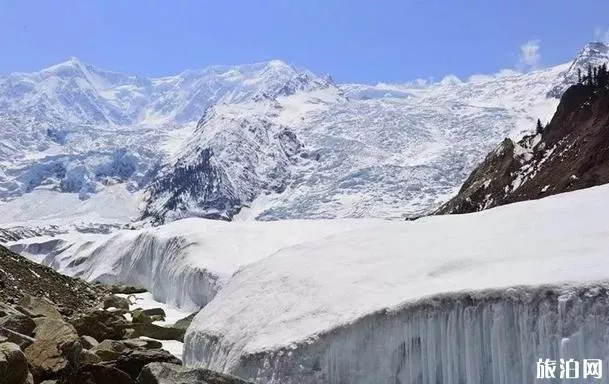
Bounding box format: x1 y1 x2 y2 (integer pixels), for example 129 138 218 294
547 41 609 98
267 59 290 69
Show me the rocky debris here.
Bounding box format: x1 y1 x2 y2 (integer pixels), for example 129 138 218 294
69 364 134 384
122 339 162 350
0 313 36 336
108 349 181 380
20 297 63 320
0 328 35 349
103 295 131 311
23 339 79 382
437 80 609 214
0 246 211 383
0 342 29 384
108 285 148 295
172 312 198 330
0 245 107 315
80 349 102 365
129 323 185 342
79 336 98 350
136 362 253 384
32 318 79 347
69 310 128 342
140 308 165 319
131 310 156 325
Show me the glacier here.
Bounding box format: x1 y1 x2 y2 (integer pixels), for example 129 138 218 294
5 43 608 224
9 218 380 309
179 184 609 383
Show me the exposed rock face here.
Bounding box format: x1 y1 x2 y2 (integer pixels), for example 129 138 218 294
136 362 252 384
437 82 609 214
0 342 29 384
141 106 306 224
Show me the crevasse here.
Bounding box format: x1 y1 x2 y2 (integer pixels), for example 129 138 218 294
184 285 609 384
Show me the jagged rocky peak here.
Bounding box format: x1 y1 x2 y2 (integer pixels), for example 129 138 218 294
142 102 307 224
437 76 609 215
548 41 609 98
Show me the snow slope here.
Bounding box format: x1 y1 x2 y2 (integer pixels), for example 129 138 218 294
9 218 381 309
3 43 607 225
181 184 609 383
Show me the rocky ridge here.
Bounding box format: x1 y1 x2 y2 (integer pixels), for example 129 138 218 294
437 65 609 214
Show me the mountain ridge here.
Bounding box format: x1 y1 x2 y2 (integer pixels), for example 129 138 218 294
1 43 608 225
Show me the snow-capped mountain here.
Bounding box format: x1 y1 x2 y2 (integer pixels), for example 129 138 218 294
1 42 608 226
547 41 609 98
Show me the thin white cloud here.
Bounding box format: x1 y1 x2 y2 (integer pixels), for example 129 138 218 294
594 27 609 43
517 39 541 71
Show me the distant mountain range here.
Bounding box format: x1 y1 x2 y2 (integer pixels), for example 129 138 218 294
1 43 607 226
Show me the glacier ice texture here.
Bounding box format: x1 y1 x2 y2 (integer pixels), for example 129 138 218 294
186 285 609 384
181 184 609 383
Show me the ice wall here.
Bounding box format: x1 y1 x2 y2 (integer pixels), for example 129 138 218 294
10 231 221 310
185 284 609 384
9 218 380 310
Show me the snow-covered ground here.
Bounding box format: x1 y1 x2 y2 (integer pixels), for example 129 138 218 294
11 182 609 383
9 218 382 309
180 184 609 383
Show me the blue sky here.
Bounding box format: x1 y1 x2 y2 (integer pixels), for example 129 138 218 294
1 0 609 83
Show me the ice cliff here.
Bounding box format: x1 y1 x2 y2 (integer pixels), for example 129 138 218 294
180 184 609 383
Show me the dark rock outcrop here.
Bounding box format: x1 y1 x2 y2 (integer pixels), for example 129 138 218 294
69 364 134 384
136 362 252 384
107 349 181 380
437 81 609 214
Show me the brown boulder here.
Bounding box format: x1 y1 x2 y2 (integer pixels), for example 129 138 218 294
18 296 62 320
23 339 66 381
0 342 29 384
69 310 127 342
33 318 79 347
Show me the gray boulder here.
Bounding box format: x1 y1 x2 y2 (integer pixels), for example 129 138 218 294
130 323 185 342
69 309 127 342
122 338 163 350
108 349 181 379
136 362 252 384
71 364 134 384
18 296 62 320
172 312 198 330
0 342 29 384
79 335 99 350
0 328 35 349
103 295 131 311
0 313 36 336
